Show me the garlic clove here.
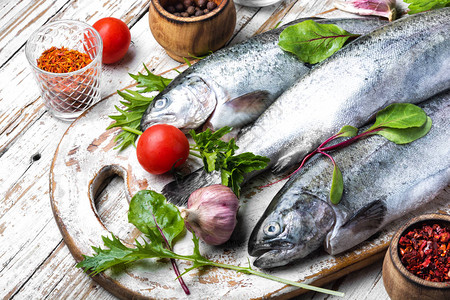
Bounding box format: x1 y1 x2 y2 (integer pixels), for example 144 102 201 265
334 0 397 21
182 184 239 245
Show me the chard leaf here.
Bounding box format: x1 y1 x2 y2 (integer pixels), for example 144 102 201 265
404 0 450 15
337 125 358 137
128 190 184 247
129 64 172 93
366 103 427 131
278 20 359 64
330 164 344 205
375 116 432 144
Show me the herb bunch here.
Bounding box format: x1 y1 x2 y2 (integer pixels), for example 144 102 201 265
189 127 270 197
77 190 344 297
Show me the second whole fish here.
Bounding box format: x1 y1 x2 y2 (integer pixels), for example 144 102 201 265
162 8 450 205
140 18 386 132
248 91 450 268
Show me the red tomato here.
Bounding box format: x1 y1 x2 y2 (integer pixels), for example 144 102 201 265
136 124 190 175
93 17 131 64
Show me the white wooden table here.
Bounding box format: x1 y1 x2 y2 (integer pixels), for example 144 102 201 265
0 0 416 299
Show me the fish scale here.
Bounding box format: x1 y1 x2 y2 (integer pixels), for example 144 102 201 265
248 90 450 268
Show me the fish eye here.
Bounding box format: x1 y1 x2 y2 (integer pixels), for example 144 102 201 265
154 98 167 110
263 222 281 237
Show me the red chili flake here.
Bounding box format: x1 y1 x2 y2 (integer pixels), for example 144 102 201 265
37 46 92 73
399 222 450 282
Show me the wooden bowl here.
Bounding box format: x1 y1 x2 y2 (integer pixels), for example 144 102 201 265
382 213 450 300
149 0 236 62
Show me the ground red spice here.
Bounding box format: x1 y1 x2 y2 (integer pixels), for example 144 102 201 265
399 222 450 282
37 46 92 73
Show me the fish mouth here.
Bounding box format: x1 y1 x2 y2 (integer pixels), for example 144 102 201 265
252 248 295 269
248 240 294 257
140 114 178 131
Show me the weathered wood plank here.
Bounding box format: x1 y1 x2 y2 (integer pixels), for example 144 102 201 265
0 0 150 67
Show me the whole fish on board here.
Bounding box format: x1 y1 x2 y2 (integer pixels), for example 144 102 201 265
248 91 450 268
140 18 387 132
162 8 450 205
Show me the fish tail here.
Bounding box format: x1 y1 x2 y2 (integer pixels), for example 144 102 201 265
161 169 222 206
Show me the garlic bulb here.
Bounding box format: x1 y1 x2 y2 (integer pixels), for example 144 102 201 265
180 184 239 245
334 0 397 21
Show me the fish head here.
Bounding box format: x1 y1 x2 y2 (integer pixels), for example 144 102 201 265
248 192 335 268
140 75 217 132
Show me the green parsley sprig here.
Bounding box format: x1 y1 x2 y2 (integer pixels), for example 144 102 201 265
189 127 270 197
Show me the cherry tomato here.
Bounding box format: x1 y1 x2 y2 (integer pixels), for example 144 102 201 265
136 124 190 175
93 17 131 64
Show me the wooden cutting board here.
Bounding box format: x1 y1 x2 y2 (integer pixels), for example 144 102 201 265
50 93 450 299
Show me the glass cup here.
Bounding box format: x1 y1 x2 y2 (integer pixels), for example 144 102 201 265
25 20 102 121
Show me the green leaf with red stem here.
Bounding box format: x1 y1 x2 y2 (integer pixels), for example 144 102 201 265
374 116 432 144
128 190 184 247
336 125 358 138
278 20 360 64
366 103 427 131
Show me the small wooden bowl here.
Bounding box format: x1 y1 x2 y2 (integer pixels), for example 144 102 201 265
149 0 236 62
382 213 450 300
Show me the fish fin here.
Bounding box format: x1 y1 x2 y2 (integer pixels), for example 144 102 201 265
161 169 222 206
341 199 387 232
210 91 272 129
325 200 387 255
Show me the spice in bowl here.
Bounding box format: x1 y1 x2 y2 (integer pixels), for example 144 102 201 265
164 0 218 17
398 222 450 282
37 46 92 73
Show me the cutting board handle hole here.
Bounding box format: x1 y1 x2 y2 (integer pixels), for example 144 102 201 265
89 165 136 240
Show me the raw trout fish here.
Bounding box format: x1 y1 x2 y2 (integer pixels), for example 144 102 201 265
248 91 450 268
162 8 450 205
140 18 386 132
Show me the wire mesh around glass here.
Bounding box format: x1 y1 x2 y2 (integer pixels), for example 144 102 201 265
25 20 102 121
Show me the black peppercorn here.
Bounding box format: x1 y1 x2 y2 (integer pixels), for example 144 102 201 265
195 9 204 16
175 3 184 12
198 0 207 9
207 1 217 10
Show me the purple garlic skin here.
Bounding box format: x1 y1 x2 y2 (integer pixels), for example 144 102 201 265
334 0 397 21
181 184 239 245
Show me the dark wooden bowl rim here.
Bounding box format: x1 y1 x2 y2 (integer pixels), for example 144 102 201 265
152 0 230 23
389 213 450 289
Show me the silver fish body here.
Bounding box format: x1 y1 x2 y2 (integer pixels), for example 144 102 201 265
237 8 450 175
161 8 450 206
140 18 387 132
248 91 450 268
